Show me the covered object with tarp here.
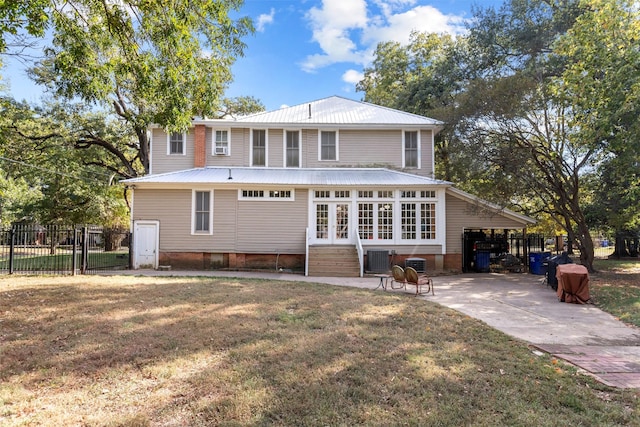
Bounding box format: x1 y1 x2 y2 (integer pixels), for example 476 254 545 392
556 264 591 304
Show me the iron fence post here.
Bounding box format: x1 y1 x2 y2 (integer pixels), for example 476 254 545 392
72 228 78 276
8 226 15 274
81 226 88 274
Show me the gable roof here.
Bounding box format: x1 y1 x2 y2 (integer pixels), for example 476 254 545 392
194 96 444 129
122 167 450 187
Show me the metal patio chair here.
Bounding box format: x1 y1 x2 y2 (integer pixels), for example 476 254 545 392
404 266 434 296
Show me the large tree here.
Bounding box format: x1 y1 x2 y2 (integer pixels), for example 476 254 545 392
7 0 255 177
554 0 640 257
0 97 129 227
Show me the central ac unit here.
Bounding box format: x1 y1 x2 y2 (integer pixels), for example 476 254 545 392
215 146 227 155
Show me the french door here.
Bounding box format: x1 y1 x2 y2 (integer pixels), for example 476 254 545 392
314 202 350 244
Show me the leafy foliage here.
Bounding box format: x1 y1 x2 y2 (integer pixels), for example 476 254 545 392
22 0 253 176
0 97 128 226
356 0 640 271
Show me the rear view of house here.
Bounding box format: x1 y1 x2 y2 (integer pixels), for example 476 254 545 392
123 96 534 276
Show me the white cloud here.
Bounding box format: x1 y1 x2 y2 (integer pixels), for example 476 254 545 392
364 5 465 45
342 69 364 84
301 0 369 71
301 0 466 72
256 8 275 32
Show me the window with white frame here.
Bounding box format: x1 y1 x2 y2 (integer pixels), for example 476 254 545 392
401 202 417 239
404 131 418 168
239 189 294 200
213 129 229 155
252 129 267 166
193 190 212 234
358 203 374 239
319 130 337 161
168 132 185 155
377 202 393 240
421 203 436 239
285 130 300 167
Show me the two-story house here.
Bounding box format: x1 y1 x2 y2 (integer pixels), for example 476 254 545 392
123 96 535 276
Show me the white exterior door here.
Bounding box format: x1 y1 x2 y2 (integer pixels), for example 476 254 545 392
134 220 159 269
313 203 350 244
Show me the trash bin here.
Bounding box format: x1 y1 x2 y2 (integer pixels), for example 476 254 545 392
529 251 551 275
547 252 573 291
475 251 490 272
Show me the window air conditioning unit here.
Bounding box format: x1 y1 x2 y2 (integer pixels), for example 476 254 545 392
215 147 227 155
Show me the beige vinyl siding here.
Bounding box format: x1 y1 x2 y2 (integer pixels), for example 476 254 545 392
268 128 284 167
150 128 195 174
134 188 238 252
208 189 237 251
206 128 247 167
303 129 318 167
419 129 434 178
446 193 528 253
236 189 308 253
133 189 214 252
303 129 399 168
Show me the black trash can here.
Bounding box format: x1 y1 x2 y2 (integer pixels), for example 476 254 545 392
547 252 573 291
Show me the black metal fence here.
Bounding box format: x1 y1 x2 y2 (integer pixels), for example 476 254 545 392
0 224 131 275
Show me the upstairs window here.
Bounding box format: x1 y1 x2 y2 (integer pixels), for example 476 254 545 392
404 131 418 168
252 129 267 166
286 130 300 167
213 130 229 155
168 132 185 155
319 130 337 161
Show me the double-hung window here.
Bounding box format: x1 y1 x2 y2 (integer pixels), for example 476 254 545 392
252 129 267 166
213 130 229 155
285 130 300 167
168 132 185 155
404 131 418 168
193 190 212 234
319 130 337 161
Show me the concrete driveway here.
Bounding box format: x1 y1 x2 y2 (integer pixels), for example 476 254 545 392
426 273 640 388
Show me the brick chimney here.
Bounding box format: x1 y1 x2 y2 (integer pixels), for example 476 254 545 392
194 124 206 168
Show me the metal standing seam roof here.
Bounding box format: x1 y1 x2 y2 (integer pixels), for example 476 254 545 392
195 96 444 127
122 167 451 187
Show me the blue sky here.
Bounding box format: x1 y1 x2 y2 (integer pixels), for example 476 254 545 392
2 0 501 111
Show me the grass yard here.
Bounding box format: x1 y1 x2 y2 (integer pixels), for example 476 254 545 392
1 275 638 426
591 259 640 328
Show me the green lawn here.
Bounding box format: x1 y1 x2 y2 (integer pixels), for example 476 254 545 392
591 259 640 327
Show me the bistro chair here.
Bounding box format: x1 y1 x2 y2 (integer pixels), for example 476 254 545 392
390 265 408 290
404 266 434 296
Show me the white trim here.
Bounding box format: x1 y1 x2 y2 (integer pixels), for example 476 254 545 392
402 129 421 169
148 130 153 174
191 189 214 235
250 128 268 167
429 129 435 177
166 131 187 156
317 129 339 161
283 129 302 168
212 127 231 156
